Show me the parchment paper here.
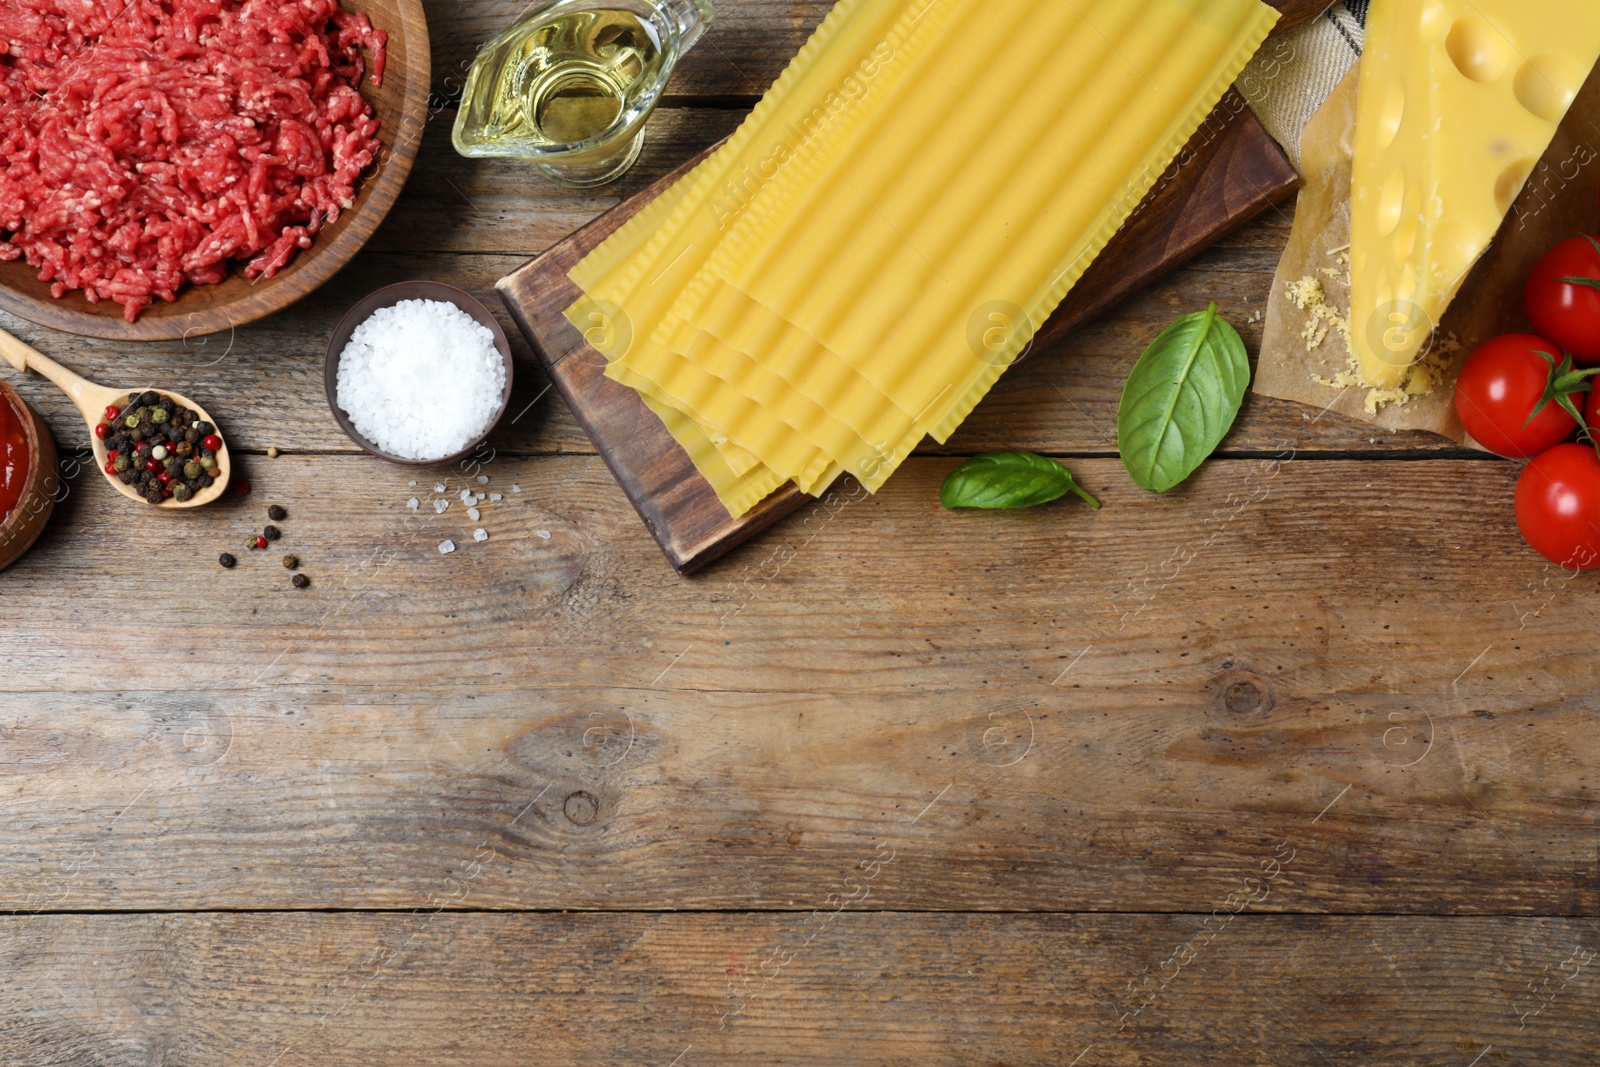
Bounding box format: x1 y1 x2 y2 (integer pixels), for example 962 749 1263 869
1254 60 1600 443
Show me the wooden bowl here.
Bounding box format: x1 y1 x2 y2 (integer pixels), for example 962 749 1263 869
0 379 57 572
0 0 430 342
324 282 515 466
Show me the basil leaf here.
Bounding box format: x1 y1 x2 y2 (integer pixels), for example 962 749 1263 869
1117 303 1250 493
940 451 1101 510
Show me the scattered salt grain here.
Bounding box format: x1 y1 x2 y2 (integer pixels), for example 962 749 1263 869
537 530 551 540
438 540 456 554
434 483 446 493
474 529 488 542
477 475 489 484
408 481 417 487
489 493 502 502
468 507 481 521
433 500 448 514
512 484 521 493
336 299 506 461
406 497 419 511
459 488 475 504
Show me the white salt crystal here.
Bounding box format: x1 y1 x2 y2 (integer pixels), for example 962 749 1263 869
434 483 446 493
438 540 456 554
468 507 481 521
406 497 419 511
512 485 521 493
489 493 502 502
334 297 506 461
537 530 551 540
408 480 417 487
433 500 448 514
477 475 489 484
474 529 489 542
459 489 475 504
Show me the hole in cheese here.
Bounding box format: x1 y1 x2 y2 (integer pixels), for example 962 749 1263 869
1446 16 1510 83
1514 54 1584 122
1495 156 1537 214
1377 80 1406 149
1377 165 1408 237
1392 200 1421 263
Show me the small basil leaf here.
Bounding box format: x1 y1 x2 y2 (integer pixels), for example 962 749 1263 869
940 451 1101 510
1117 303 1250 493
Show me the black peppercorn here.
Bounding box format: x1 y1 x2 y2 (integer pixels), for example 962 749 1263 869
263 525 281 541
267 505 286 521
139 391 159 407
219 553 236 568
292 574 310 589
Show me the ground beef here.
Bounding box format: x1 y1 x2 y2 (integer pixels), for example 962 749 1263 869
0 0 388 321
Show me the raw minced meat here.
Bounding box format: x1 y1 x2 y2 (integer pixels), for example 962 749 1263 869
0 0 387 321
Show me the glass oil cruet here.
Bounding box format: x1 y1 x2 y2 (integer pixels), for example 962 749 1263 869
453 0 715 188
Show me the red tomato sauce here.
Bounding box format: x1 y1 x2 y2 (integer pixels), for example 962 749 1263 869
0 392 30 525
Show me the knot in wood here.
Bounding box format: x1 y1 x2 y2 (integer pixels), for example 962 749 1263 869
1216 669 1274 719
563 790 601 826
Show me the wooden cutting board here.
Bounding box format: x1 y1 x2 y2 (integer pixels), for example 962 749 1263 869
499 3 1330 574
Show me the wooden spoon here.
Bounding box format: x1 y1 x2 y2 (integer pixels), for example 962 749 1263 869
0 326 232 508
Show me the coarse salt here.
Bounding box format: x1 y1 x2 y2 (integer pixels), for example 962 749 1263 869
474 529 488 542
537 530 551 540
406 497 419 511
489 493 502 502
438 540 456 554
336 298 506 461
468 507 481 521
433 500 448 514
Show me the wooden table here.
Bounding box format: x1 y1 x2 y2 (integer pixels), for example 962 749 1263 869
3 3 1597 1062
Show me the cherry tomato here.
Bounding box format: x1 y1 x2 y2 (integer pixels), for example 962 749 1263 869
1515 444 1600 569
1525 236 1600 363
1454 333 1580 457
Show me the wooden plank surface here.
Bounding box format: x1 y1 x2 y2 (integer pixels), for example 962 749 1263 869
4 455 1596 913
4 914 1595 1064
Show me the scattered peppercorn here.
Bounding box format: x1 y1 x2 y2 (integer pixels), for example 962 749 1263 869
292 574 310 589
234 480 251 496
263 524 281 541
219 553 236 568
252 534 268 550
282 554 299 570
267 505 286 521
267 446 280 459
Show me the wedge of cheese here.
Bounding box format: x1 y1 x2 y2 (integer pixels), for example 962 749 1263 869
1350 0 1600 388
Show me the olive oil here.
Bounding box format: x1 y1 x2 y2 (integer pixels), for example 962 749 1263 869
455 9 666 154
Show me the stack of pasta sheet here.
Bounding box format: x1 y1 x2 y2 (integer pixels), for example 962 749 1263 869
566 0 1280 518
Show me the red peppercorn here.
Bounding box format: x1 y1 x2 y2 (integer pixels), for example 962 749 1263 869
157 470 173 485
144 458 160 472
103 460 116 476
106 450 119 462
202 434 222 452
103 405 120 421
94 423 108 440
234 480 250 497
254 535 268 550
